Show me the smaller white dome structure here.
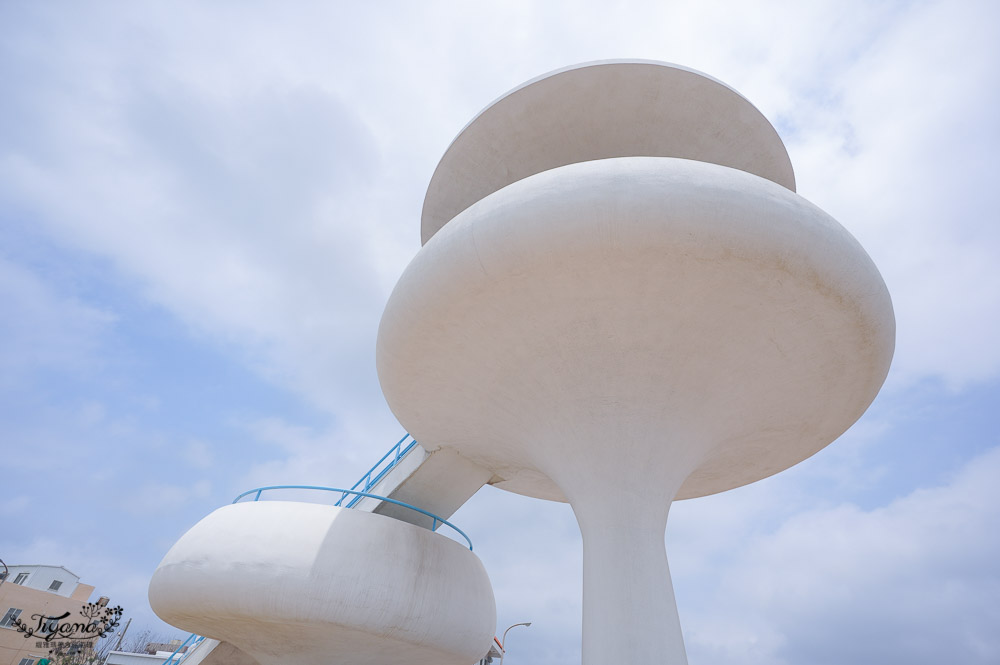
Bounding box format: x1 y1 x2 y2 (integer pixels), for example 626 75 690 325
149 502 496 665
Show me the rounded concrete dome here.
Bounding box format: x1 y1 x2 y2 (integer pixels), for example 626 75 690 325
149 502 496 665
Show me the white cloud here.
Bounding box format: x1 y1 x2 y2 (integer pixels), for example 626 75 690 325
779 0 1000 391
0 257 114 384
450 442 1000 665
127 480 212 516
677 445 1000 665
0 495 30 516
235 416 404 492
181 440 214 470
4 0 997 415
446 443 1000 665
0 77 389 417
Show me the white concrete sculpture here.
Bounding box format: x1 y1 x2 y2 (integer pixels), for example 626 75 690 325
149 502 496 665
377 60 895 664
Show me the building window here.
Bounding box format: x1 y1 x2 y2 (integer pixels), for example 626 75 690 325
48 580 62 592
18 658 35 665
13 572 29 585
1 607 23 628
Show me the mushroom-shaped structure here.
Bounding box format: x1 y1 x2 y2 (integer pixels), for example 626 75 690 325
149 502 496 665
377 61 895 664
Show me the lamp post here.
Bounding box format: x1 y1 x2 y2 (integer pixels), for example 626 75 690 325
499 622 531 665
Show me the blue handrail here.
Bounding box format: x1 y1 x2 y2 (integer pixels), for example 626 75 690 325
335 433 420 508
232 485 473 550
162 633 204 664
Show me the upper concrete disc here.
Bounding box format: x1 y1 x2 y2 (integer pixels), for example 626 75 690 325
421 59 795 244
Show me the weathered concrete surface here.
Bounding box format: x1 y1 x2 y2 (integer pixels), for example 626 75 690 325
149 502 496 665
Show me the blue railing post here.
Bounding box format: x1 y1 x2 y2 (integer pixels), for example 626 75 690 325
161 633 196 664
339 433 419 510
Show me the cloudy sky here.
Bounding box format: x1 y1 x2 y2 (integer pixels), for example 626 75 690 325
1 1 998 663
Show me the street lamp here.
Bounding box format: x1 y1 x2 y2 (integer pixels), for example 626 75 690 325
498 622 531 665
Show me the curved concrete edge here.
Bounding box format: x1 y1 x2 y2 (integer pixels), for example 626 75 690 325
452 59 752 139
422 59 795 243
383 156 895 502
149 502 496 665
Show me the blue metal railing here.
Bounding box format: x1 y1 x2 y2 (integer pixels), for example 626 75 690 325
162 633 204 664
335 433 419 508
232 485 473 550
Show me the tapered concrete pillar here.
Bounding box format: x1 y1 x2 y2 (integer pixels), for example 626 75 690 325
575 494 684 663
536 416 704 664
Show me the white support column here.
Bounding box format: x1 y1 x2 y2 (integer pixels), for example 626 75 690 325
575 495 686 665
